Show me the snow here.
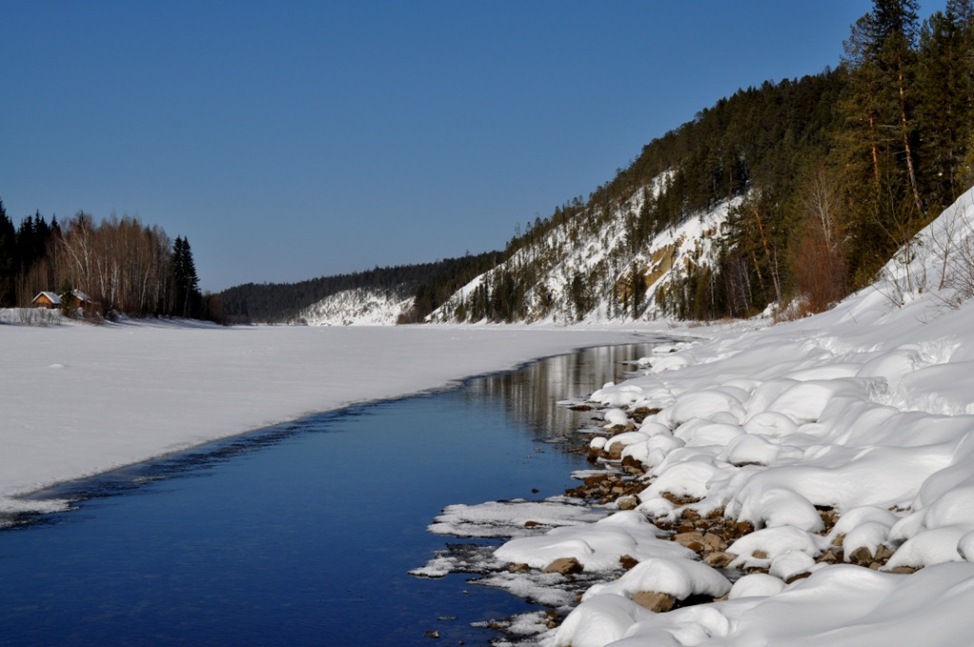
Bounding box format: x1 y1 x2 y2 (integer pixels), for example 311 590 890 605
494 510 695 572
0 322 650 518
10 186 974 642
517 187 974 646
427 498 608 538
295 287 413 325
582 557 732 601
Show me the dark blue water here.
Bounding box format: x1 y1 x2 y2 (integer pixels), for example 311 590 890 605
0 342 660 646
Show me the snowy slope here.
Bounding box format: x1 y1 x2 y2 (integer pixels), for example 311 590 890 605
429 173 741 324
295 287 413 326
479 187 974 646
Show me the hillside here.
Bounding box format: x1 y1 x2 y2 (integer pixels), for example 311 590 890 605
295 288 413 326
219 3 974 329
218 252 501 324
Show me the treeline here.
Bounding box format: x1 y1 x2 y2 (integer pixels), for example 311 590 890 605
219 251 502 323
0 200 214 320
461 0 974 322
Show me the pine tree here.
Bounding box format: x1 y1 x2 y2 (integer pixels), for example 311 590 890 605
917 5 974 211
839 0 925 285
171 236 201 318
0 200 16 306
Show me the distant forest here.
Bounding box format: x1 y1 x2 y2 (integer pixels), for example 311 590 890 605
219 251 503 324
0 202 213 320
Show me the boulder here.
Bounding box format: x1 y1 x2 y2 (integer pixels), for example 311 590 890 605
704 551 737 568
544 557 583 575
631 591 675 613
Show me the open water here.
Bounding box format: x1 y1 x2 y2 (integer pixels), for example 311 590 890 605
0 341 663 646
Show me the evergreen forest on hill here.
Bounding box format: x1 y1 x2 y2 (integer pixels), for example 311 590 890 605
218 251 503 324
427 0 974 323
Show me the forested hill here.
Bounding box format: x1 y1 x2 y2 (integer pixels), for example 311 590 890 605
218 251 502 323
428 0 974 323
226 1 974 327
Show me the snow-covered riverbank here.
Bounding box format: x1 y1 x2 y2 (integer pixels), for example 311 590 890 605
474 191 974 646
0 322 657 518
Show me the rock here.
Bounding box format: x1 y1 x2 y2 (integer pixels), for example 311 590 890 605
619 554 640 570
785 571 812 584
817 549 840 564
631 591 675 613
508 563 531 572
703 533 727 553
544 557 583 575
704 551 737 568
621 455 645 475
584 473 610 487
752 549 769 560
524 520 542 528
673 531 704 545
888 566 917 575
617 496 639 511
848 546 874 565
425 629 440 639
736 521 755 535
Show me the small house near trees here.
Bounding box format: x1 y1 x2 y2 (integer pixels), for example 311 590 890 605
31 292 61 309
31 290 94 310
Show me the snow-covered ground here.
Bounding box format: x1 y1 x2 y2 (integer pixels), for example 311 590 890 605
0 320 652 518
9 188 974 643
472 189 974 646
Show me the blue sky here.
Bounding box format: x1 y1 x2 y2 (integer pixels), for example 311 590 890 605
0 1 935 291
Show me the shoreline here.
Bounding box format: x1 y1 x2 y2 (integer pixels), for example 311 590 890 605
469 286 974 645
0 321 677 519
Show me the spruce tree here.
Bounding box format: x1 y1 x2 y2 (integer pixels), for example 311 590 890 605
0 200 16 306
171 236 201 318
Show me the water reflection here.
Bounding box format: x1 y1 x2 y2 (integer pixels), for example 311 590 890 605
467 343 662 439
0 340 674 647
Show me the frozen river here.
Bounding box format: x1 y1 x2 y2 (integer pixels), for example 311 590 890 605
0 342 661 646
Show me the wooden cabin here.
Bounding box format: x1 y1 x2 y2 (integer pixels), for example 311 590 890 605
31 292 62 309
31 290 94 310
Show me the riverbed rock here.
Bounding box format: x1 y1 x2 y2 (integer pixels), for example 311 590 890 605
703 551 737 568
848 546 874 565
544 557 583 575
702 532 727 553
673 531 706 553
631 591 675 613
888 565 918 575
617 496 639 511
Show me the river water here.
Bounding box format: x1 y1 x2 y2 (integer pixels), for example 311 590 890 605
0 342 663 646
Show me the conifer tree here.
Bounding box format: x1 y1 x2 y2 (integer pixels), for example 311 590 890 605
171 236 201 318
0 200 15 306
917 4 974 211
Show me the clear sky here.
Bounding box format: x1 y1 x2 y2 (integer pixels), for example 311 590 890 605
0 1 939 292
